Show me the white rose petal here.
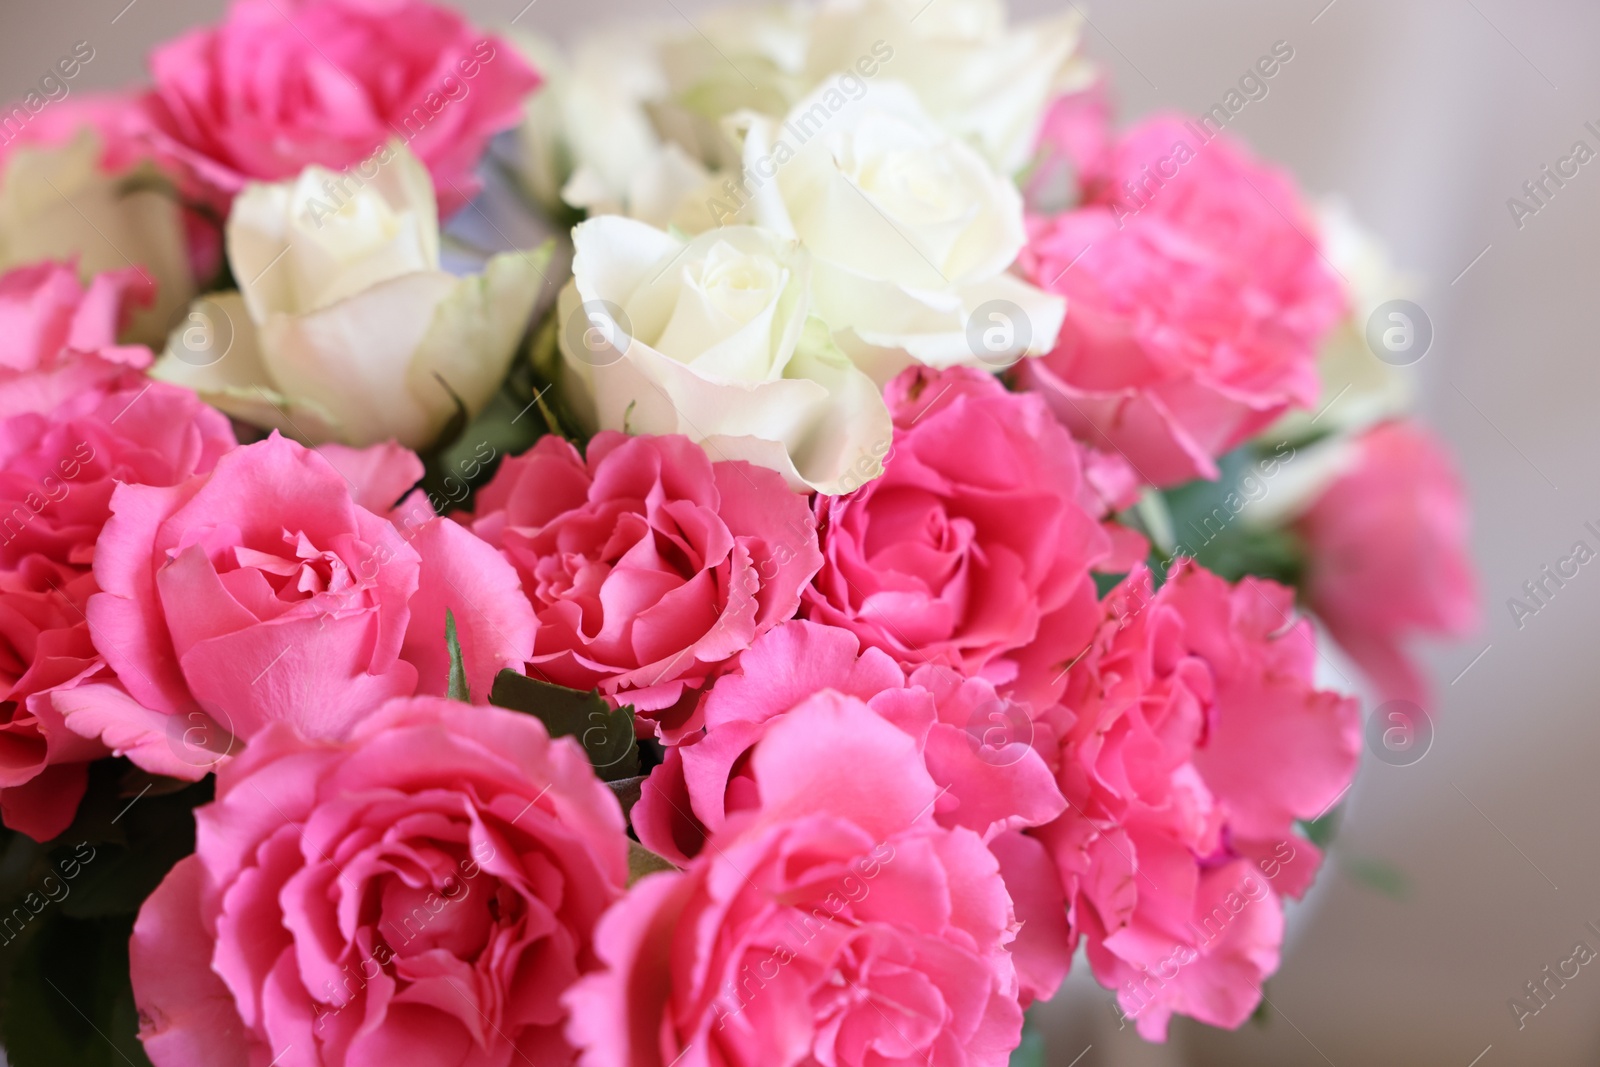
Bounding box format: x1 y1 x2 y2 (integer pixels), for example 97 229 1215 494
155 143 544 450
0 130 196 347
558 214 890 494
807 0 1092 174
734 78 1063 381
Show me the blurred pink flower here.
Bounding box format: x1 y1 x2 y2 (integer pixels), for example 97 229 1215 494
141 0 539 214
1016 115 1345 486
1296 421 1480 706
1034 562 1361 1039
0 261 153 416
131 696 629 1067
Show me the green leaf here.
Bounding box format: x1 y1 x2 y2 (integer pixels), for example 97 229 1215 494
445 610 470 703
0 911 153 1067
1343 855 1410 900
489 670 640 781
1009 1014 1045 1067
606 776 647 819
1298 807 1343 849
627 841 677 886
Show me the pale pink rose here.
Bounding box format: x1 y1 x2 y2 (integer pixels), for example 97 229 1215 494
802 366 1109 708
1033 562 1360 1039
58 433 534 778
566 693 1026 1067
468 432 822 739
0 261 153 417
1295 421 1479 705
0 92 154 172
633 619 1071 1003
0 378 235 839
1015 115 1346 486
130 695 629 1067
141 0 540 215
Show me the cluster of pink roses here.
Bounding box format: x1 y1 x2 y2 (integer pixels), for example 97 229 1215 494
0 1 1482 1065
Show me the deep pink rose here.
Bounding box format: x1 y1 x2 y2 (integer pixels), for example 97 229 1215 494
1033 562 1360 1039
58 433 535 778
141 0 540 215
469 432 822 738
1295 421 1479 706
802 366 1109 708
567 693 1026 1067
633 619 1071 1004
0 261 153 417
1015 115 1346 486
130 696 629 1067
0 378 235 839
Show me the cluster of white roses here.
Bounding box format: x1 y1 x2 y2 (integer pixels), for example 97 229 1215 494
512 0 1093 491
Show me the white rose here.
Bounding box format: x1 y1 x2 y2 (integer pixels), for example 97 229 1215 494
721 78 1063 381
806 0 1092 174
557 215 891 494
1268 201 1416 442
509 28 680 219
0 129 195 347
153 143 544 450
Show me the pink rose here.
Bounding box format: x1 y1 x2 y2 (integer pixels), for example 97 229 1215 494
633 619 1071 1003
0 261 153 417
58 433 535 777
0 378 235 839
130 696 629 1067
1034 562 1361 1039
1015 115 1346 486
566 693 1026 1067
468 432 822 738
141 0 539 215
1295 421 1479 705
802 366 1109 708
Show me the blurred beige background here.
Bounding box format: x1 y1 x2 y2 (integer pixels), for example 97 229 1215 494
4 1 1599 1064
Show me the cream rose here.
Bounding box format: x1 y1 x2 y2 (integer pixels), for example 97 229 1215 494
153 143 544 450
721 78 1063 381
0 129 195 347
556 215 891 494
807 0 1093 174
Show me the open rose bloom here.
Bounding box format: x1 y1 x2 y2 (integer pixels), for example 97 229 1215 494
0 0 1479 1063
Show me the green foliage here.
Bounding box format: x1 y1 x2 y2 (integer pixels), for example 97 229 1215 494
488 670 640 781
0 762 211 1067
445 609 470 703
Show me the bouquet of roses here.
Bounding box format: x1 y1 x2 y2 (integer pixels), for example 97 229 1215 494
0 0 1479 1063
